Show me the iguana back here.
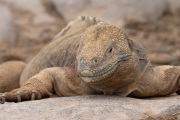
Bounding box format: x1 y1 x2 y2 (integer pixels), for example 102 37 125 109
20 17 99 85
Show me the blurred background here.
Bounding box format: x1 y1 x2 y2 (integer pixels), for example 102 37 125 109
0 0 179 65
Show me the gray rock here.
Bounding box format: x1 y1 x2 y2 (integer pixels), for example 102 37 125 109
53 0 168 27
167 0 180 13
0 4 16 42
0 95 179 120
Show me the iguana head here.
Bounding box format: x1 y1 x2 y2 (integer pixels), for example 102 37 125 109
77 23 135 84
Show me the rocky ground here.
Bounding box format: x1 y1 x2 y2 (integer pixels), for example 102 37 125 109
0 0 179 119
0 95 179 120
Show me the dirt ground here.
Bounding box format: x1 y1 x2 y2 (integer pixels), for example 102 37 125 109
0 3 179 66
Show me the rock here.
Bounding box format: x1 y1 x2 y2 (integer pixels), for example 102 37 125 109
149 53 178 65
2 0 56 25
0 4 16 42
167 0 180 13
0 95 179 120
53 0 168 27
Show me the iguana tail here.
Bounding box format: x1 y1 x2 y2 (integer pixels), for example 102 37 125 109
0 61 26 93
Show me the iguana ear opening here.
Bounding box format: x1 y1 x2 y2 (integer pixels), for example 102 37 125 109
127 38 135 51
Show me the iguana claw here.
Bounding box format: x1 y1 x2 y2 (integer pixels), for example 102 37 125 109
31 92 36 100
1 96 5 104
17 94 21 102
31 90 41 100
0 87 42 104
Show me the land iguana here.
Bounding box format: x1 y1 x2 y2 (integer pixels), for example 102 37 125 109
0 16 179 103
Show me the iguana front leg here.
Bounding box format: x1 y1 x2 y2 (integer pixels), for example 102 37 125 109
154 66 180 96
0 67 97 103
129 66 180 97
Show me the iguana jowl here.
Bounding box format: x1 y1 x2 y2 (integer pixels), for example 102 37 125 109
0 16 179 103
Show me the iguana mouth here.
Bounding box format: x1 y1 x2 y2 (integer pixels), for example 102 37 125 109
80 62 119 83
79 53 130 83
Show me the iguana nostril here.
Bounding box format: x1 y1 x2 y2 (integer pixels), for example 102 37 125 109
80 57 84 64
80 70 94 77
92 58 98 64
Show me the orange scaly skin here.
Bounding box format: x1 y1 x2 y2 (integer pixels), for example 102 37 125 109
0 17 179 103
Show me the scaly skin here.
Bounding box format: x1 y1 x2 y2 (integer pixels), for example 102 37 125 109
0 61 26 93
0 16 179 103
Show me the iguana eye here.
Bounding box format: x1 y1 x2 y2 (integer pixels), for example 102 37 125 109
107 46 113 53
109 48 113 53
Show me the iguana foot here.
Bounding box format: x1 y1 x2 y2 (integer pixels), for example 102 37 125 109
54 16 101 39
0 86 41 104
